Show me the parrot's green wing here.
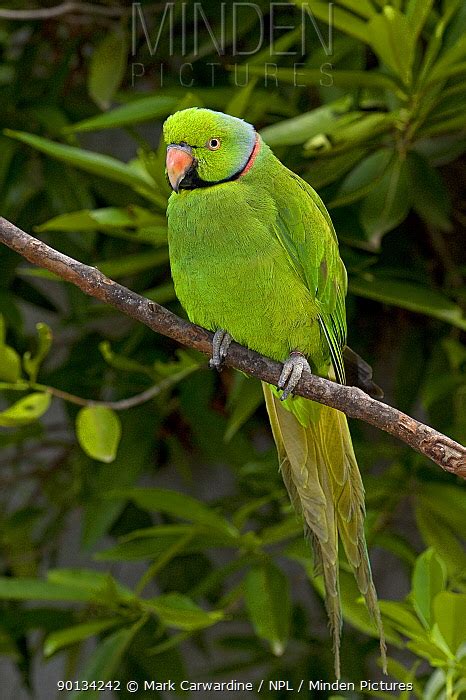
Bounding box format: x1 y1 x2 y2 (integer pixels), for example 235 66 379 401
273 169 347 383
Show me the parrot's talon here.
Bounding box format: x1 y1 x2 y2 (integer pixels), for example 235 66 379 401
279 351 311 400
209 329 232 370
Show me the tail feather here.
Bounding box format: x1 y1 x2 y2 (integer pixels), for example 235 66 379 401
263 384 329 542
262 383 386 677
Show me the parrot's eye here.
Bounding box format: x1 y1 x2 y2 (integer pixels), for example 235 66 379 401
206 137 221 151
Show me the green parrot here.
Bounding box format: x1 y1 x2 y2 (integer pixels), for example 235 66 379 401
163 107 386 676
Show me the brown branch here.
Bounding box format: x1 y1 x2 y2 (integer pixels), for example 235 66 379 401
0 216 465 479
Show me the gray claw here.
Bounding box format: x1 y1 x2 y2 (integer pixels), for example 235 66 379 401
209 329 232 370
279 351 311 400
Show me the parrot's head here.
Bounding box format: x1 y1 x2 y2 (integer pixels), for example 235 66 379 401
163 108 258 192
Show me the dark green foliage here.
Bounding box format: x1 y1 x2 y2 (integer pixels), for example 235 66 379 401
0 1 465 696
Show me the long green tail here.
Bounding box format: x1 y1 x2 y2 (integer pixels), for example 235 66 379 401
263 383 387 678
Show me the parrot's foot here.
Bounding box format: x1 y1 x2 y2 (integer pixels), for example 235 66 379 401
209 329 232 370
278 351 311 400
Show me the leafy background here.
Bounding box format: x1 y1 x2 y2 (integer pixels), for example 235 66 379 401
0 0 465 698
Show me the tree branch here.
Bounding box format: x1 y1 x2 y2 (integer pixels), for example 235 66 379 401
1 216 465 479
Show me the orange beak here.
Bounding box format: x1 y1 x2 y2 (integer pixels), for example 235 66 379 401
166 144 194 192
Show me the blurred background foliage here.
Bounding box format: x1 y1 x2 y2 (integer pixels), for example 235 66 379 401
0 0 465 697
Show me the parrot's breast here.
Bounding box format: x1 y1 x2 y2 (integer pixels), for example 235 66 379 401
166 181 324 368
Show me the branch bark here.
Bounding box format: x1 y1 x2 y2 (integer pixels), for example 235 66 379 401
1 216 465 479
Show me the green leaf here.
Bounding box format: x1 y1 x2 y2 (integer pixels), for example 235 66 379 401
244 24 302 67
414 132 466 167
226 78 259 119
421 669 449 700
114 523 228 545
322 113 395 150
330 148 392 207
22 250 169 282
335 0 374 18
368 7 415 85
406 0 435 41
304 148 368 189
88 30 128 109
138 125 172 195
260 96 352 146
385 658 422 697
99 341 153 378
415 507 466 578
225 375 264 442
107 487 239 537
148 593 223 631
4 130 163 205
95 525 238 562
0 393 51 427
69 625 141 700
153 348 201 378
44 619 121 657
36 206 166 234
0 315 21 382
75 406 122 463
81 407 156 549
428 34 466 81
0 344 21 383
442 0 466 51
292 1 369 43
349 276 466 330
418 111 466 138
378 600 427 638
96 249 169 278
374 532 417 567
241 65 403 95
244 562 291 655
418 483 466 535
65 95 178 132
47 569 134 601
261 517 303 546
23 322 52 383
428 89 466 126
433 592 466 653
94 537 182 562
424 61 466 90
359 156 411 244
0 577 103 602
232 492 283 532
405 636 451 667
96 225 167 245
412 549 447 628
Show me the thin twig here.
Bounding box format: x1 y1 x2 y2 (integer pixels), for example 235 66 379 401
0 217 465 479
42 367 198 410
1 368 198 410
